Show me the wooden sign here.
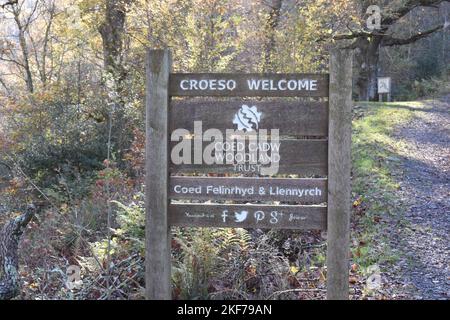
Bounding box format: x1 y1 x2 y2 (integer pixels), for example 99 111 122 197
146 49 353 300
170 100 329 136
378 77 391 102
377 77 391 93
170 73 329 97
170 177 327 203
169 139 328 176
169 203 327 230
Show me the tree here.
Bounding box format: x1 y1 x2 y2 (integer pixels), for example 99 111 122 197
0 205 36 300
29 0 57 88
334 0 449 100
82 0 134 157
98 0 130 83
1 0 38 93
262 0 283 72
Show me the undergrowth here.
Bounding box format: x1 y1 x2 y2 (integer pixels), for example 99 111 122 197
7 100 431 300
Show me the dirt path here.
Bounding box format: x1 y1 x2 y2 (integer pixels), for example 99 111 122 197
391 95 449 300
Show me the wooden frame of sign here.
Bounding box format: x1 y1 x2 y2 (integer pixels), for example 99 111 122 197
145 49 352 300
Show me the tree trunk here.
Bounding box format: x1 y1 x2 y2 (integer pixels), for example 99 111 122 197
12 8 34 93
355 36 382 101
98 0 130 157
98 0 127 81
0 205 35 300
262 0 282 72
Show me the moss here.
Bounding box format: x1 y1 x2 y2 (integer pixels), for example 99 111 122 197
351 101 419 275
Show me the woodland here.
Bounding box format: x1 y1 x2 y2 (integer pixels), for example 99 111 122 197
0 0 448 300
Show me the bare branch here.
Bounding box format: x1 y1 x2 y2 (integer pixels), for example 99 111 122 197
319 0 449 43
23 0 39 30
320 30 385 42
331 30 371 40
0 0 18 9
0 76 11 95
381 24 444 46
0 56 25 68
382 0 449 26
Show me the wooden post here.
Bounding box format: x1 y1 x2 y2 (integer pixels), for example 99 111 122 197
145 49 172 300
327 49 353 300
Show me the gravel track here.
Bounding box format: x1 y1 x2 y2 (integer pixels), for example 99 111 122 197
391 95 449 300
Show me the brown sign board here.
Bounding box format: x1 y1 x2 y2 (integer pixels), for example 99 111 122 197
169 139 328 176
170 100 329 137
169 177 327 203
169 203 327 229
146 49 353 300
170 73 329 97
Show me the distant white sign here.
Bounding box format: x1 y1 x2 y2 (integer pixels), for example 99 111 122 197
378 77 391 94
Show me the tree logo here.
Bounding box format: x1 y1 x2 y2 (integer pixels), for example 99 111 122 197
233 105 262 132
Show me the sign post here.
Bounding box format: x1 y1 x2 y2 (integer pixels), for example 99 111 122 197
145 49 172 300
377 77 391 102
145 48 352 300
327 49 353 300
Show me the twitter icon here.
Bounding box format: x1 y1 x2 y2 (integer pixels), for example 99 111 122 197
234 211 248 222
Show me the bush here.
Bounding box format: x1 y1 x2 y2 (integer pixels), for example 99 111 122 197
411 77 450 99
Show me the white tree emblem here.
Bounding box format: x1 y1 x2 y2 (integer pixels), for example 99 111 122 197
233 105 262 132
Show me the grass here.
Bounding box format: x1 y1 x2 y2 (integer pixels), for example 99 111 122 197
349 100 428 295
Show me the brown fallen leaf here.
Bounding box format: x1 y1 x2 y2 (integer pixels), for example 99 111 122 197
349 276 358 284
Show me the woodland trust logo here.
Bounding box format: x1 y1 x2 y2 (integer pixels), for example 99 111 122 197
233 105 262 132
171 104 281 175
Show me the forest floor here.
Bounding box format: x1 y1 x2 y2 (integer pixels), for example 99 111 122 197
351 95 449 300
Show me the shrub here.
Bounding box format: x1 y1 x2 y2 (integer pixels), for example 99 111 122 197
411 77 450 99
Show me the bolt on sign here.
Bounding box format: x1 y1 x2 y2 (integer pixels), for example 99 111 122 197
145 49 353 300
